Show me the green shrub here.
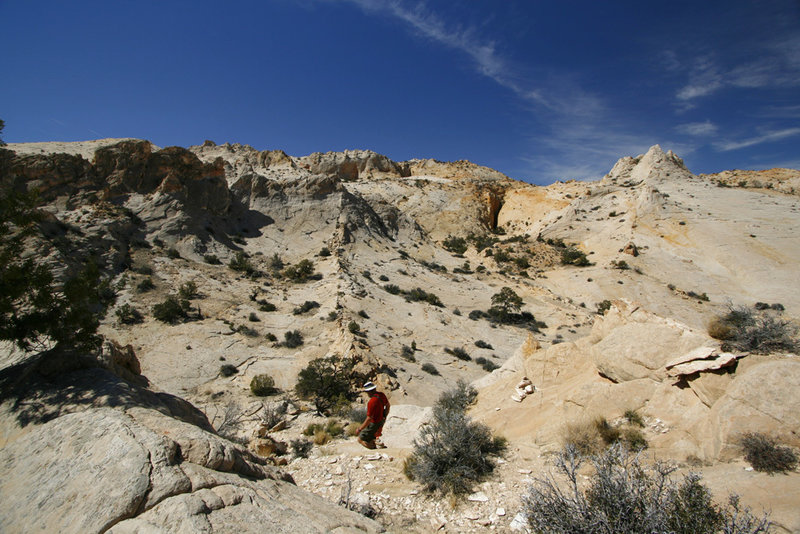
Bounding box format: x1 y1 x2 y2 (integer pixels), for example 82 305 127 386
166 247 181 259
220 364 238 377
152 296 190 324
597 300 612 315
250 374 277 396
282 330 304 348
474 340 493 350
421 362 439 375
258 300 277 312
358 309 369 319
400 345 416 362
136 277 155 293
624 409 645 427
293 300 320 315
443 235 468 254
295 354 354 414
229 251 256 275
115 303 143 325
319 247 331 257
384 284 401 295
284 259 316 282
290 438 312 458
269 253 284 271
361 270 372 280
475 356 499 372
248 312 260 322
561 246 591 266
178 281 198 300
348 321 361 334
378 274 389 282
740 432 798 473
204 254 222 265
406 380 506 494
445 347 471 361
405 287 444 307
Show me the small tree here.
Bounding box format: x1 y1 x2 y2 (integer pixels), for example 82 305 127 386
284 259 316 282
490 287 523 321
295 355 355 414
0 190 113 353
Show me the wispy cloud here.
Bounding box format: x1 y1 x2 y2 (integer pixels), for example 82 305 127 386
676 121 718 136
673 31 800 107
330 0 546 106
714 128 800 151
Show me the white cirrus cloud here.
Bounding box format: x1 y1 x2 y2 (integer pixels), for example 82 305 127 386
676 121 718 136
714 128 800 152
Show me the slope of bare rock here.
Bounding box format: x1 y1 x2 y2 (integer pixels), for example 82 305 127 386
0 357 382 534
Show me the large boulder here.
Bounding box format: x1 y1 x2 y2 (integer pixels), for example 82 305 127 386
0 364 382 534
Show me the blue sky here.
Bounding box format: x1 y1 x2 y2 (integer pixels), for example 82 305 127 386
2 0 798 184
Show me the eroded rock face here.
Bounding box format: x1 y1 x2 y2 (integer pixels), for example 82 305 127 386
707 360 800 460
0 363 382 534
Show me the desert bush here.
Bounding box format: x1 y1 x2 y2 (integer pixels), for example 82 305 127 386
319 247 331 257
361 270 372 280
474 339 493 350
269 253 284 271
444 347 471 361
523 445 770 534
740 432 798 473
443 235 468 254
166 247 181 259
115 303 143 325
229 251 256 275
611 260 629 270
220 364 238 377
468 309 486 321
709 305 798 353
258 300 277 312
178 281 198 300
132 265 153 275
152 296 190 324
405 287 444 307
290 438 312 458
313 429 331 445
383 283 401 295
348 321 361 334
358 309 369 319
475 356 499 372
282 330 304 348
405 380 506 494
284 259 317 282
265 332 277 342
250 374 277 396
421 362 439 375
624 409 645 427
435 379 477 412
295 354 355 414
378 274 389 282
400 344 416 362
293 300 320 315
596 300 612 315
561 246 591 266
204 254 222 265
248 312 260 322
136 277 155 292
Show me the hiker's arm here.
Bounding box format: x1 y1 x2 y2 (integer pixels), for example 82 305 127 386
357 415 374 434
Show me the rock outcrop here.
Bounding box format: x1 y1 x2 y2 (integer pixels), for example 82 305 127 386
0 353 382 534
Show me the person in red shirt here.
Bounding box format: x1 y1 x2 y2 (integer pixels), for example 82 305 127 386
357 381 390 449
